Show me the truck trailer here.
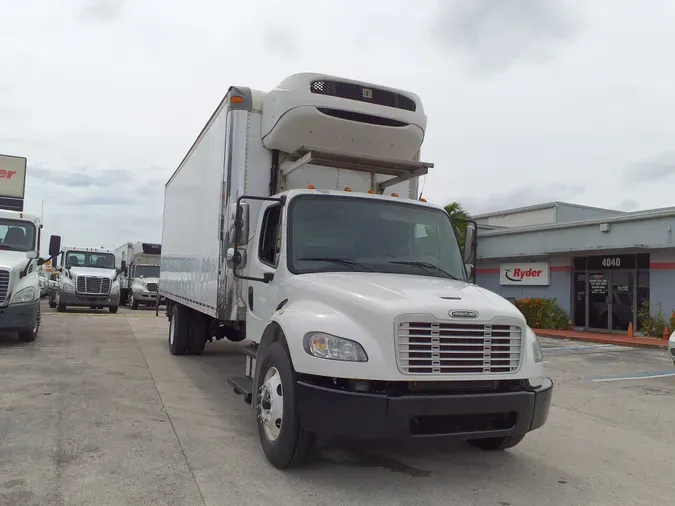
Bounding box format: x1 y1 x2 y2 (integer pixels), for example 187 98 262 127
159 72 552 469
115 242 162 309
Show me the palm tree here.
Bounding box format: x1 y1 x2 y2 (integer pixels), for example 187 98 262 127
444 201 470 249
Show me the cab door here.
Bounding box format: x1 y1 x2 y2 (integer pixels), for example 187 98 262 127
244 202 283 342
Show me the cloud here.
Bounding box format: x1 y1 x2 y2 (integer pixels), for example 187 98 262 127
263 27 301 59
623 151 675 183
27 165 133 189
462 182 585 215
615 198 640 211
433 0 580 74
80 0 127 22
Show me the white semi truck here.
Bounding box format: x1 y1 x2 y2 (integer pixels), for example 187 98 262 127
48 242 123 313
115 241 162 309
159 73 552 469
0 209 48 342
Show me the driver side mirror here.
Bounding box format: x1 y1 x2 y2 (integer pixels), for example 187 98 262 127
463 223 476 264
234 202 250 247
227 247 247 269
26 250 39 260
49 235 62 257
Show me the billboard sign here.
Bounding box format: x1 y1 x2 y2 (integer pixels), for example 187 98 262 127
0 154 27 211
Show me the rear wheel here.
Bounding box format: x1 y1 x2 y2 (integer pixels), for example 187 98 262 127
169 304 190 355
49 292 56 309
18 307 40 342
468 434 526 451
187 312 209 355
256 340 315 469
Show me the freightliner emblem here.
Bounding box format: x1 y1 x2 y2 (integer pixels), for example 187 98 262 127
450 310 478 318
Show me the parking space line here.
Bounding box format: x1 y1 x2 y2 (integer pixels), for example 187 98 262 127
543 344 626 352
42 313 159 317
586 370 675 382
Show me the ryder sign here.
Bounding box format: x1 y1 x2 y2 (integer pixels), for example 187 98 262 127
500 262 550 286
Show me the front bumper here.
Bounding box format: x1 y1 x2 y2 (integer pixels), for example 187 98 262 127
134 291 164 304
59 290 121 307
668 332 675 365
0 299 39 332
295 377 553 440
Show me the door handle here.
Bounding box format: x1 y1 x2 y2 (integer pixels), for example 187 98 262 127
248 286 254 310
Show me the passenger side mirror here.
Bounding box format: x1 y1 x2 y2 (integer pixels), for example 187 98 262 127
49 235 62 257
26 250 39 260
234 202 250 247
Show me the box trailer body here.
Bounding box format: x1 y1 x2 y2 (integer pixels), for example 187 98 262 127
115 242 162 308
160 73 552 469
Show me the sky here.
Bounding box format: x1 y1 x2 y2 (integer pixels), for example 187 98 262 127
1 0 675 253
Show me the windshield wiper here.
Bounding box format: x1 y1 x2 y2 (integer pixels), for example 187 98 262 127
388 260 461 280
298 257 374 272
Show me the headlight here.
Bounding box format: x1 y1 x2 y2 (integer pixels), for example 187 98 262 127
303 332 368 362
532 335 544 363
111 283 120 294
12 286 36 303
134 283 148 292
62 279 75 292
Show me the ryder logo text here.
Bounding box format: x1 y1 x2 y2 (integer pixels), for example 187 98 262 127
504 267 543 282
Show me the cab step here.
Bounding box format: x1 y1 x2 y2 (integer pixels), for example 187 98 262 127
227 376 253 404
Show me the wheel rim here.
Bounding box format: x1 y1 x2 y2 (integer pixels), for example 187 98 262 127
169 316 175 345
131 295 134 306
259 367 283 442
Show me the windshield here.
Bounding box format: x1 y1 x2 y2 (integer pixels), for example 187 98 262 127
288 195 466 280
65 251 115 269
135 265 160 278
0 219 36 252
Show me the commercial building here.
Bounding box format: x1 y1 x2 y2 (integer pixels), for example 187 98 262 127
475 202 675 332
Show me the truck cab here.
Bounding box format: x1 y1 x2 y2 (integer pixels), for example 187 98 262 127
115 242 162 310
48 240 123 313
0 209 44 341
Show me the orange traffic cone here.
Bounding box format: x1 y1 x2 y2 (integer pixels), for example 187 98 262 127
627 322 634 338
663 324 670 341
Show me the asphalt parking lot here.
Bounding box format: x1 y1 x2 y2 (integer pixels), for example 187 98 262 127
0 301 674 505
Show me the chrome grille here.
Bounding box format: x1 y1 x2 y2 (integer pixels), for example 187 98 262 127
146 282 158 292
396 319 523 375
76 276 111 294
0 269 9 301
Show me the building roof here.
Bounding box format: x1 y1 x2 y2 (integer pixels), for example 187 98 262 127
471 201 625 220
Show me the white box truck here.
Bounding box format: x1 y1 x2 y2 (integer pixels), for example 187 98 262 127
47 243 123 313
159 73 552 469
115 242 162 309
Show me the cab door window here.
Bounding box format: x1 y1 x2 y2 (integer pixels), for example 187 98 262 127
259 205 282 267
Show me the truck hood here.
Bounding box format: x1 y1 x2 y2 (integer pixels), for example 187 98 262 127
134 277 159 284
0 251 33 271
69 267 117 279
285 272 525 323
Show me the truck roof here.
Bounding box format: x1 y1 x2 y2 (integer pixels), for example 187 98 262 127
281 188 440 210
0 209 40 224
62 246 114 254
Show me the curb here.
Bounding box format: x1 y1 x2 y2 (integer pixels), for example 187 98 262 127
535 331 667 349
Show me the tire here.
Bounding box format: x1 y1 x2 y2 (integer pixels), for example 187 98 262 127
256 340 315 469
109 306 119 314
468 434 526 451
49 293 56 309
57 303 66 312
18 306 40 342
130 294 139 310
187 312 209 355
169 304 190 355
90 305 96 309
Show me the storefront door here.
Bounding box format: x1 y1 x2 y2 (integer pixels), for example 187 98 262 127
588 272 609 329
610 271 634 331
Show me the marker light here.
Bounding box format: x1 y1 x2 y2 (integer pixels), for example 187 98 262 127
230 96 244 103
419 197 427 202
368 190 376 194
307 184 315 189
343 187 352 192
391 193 399 197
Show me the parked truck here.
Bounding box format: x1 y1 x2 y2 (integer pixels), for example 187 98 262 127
115 242 162 309
159 73 552 469
48 243 123 313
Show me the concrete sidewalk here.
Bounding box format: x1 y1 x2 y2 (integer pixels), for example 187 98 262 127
535 328 668 348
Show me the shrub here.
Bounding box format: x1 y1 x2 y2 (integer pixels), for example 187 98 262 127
513 297 569 330
637 301 667 338
670 311 675 336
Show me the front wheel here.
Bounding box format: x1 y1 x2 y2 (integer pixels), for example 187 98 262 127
468 434 526 451
256 341 315 469
130 294 139 310
49 292 56 309
109 306 119 314
18 307 40 342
